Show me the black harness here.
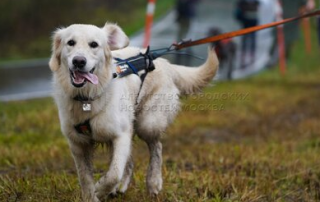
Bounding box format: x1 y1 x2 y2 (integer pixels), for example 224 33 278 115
112 46 155 80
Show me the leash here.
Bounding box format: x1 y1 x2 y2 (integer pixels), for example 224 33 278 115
113 9 320 79
173 9 320 50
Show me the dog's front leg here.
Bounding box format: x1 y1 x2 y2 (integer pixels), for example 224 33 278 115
69 141 99 202
95 135 131 200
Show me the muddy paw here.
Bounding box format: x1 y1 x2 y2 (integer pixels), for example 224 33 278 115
147 176 163 195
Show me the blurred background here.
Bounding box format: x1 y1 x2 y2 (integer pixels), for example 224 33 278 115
0 0 172 100
0 0 317 101
0 0 169 59
1 0 320 201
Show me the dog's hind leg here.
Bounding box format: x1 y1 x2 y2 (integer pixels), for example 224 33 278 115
94 135 131 200
146 138 163 195
69 141 100 202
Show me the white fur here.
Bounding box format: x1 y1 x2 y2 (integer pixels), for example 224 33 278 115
49 22 219 202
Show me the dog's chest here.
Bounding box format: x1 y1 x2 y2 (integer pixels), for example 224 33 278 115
71 119 117 143
74 110 132 143
67 107 114 142
90 117 119 141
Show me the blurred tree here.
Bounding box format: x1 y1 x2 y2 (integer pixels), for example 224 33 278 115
0 0 166 60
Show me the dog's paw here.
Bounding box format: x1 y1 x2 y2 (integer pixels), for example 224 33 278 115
109 190 120 199
94 176 120 200
108 179 130 196
102 170 132 195
110 185 119 196
94 184 108 200
118 173 132 193
95 185 124 201
147 176 163 195
82 195 100 202
92 196 101 202
94 181 108 200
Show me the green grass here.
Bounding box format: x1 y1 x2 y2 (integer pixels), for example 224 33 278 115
1 30 320 201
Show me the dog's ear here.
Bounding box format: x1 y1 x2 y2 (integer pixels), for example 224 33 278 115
103 23 129 50
49 28 64 72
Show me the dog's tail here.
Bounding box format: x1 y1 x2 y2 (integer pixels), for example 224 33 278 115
169 48 219 95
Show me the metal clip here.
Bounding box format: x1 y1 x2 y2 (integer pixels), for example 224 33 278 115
82 103 91 112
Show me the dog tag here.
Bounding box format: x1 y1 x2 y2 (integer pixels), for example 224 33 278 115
82 103 91 112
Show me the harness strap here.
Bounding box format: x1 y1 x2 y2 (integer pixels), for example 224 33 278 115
114 58 139 75
113 47 155 104
74 119 92 136
113 47 155 79
135 47 154 105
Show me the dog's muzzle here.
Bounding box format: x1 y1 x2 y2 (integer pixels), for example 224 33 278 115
70 67 98 88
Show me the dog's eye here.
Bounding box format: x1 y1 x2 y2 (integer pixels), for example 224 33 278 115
89 42 98 48
67 40 76 46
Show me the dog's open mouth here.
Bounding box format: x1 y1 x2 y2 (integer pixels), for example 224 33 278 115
70 68 98 87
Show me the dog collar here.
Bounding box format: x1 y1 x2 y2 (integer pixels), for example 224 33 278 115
73 95 94 102
73 95 99 112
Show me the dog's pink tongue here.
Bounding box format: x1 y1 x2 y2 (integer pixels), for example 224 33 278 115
75 71 99 85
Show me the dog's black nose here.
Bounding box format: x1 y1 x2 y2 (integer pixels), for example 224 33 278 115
72 56 87 69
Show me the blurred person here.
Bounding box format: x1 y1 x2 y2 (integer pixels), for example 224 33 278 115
176 0 197 41
259 0 282 66
317 0 320 49
235 0 260 69
307 0 320 48
306 0 315 11
281 0 307 58
175 0 198 64
259 0 282 25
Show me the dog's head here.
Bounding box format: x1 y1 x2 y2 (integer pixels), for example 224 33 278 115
49 23 129 91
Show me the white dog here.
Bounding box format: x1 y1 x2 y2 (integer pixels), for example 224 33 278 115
49 22 218 202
